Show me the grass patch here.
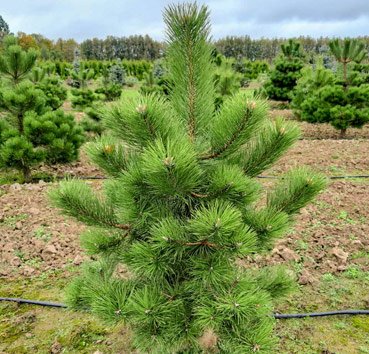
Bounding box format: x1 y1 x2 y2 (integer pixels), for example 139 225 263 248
1 270 368 353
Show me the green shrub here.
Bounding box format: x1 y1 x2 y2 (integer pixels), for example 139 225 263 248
125 76 139 87
95 84 122 101
35 75 67 110
293 39 369 137
233 59 269 86
71 89 99 109
81 106 104 136
292 65 336 112
25 110 85 163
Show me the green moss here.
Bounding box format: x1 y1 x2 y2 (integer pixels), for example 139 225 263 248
352 317 369 332
1 255 368 353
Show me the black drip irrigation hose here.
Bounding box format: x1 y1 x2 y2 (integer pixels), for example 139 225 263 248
274 310 369 319
0 297 67 308
257 175 369 180
1 297 369 319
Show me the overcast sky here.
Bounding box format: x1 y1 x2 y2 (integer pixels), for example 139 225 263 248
2 0 369 42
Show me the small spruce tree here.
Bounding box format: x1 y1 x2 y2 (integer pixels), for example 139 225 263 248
51 4 326 353
109 59 125 85
95 60 124 102
0 15 9 40
264 39 304 101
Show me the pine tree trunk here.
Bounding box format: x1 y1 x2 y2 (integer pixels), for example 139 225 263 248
343 62 348 91
340 128 347 139
22 165 31 183
17 113 24 134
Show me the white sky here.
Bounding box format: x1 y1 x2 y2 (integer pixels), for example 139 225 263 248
2 0 369 41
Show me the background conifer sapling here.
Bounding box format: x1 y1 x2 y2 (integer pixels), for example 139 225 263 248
51 4 326 353
0 36 84 181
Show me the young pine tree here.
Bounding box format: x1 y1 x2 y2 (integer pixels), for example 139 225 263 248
0 36 84 181
293 39 369 138
51 4 326 353
264 39 304 101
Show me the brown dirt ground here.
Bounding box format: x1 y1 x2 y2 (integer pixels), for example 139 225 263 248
1 106 368 292
1 109 369 353
7 107 366 180
270 108 369 140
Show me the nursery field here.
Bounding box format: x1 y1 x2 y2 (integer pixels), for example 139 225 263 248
1 98 369 354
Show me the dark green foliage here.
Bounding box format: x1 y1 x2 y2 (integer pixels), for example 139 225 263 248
265 59 303 101
55 61 71 79
94 60 124 102
0 15 9 40
51 4 325 353
0 36 38 84
71 89 98 108
233 58 269 86
1 81 46 125
81 106 105 136
69 56 94 89
329 39 366 66
350 63 369 86
281 39 304 59
296 83 369 133
292 39 369 136
35 75 67 110
0 133 45 180
95 84 122 101
109 60 125 85
0 36 84 181
264 40 304 101
25 110 85 163
80 35 162 61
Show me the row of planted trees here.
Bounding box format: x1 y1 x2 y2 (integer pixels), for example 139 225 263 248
265 38 369 137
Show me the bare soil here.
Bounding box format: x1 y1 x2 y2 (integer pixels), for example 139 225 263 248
270 108 369 139
1 142 369 282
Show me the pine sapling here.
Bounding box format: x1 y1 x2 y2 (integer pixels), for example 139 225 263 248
51 4 326 353
0 36 84 181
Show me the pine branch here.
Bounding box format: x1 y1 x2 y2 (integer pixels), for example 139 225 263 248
202 95 267 160
243 207 291 249
103 94 183 148
267 167 328 215
49 179 130 230
231 117 300 177
85 137 135 177
165 3 216 140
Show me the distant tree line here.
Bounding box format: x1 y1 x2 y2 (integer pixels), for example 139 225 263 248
2 14 369 62
214 35 369 62
80 35 163 60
